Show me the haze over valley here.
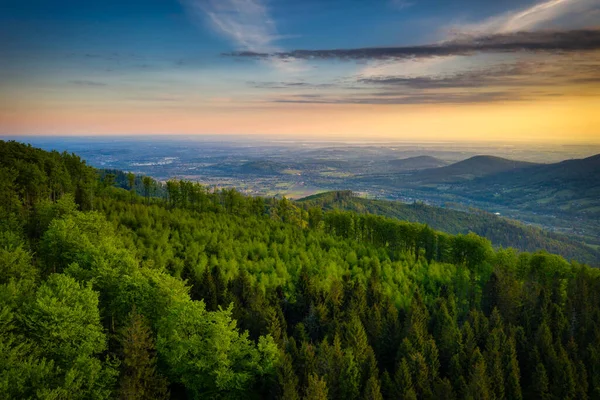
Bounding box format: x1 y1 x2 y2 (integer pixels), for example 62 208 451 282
14 136 600 241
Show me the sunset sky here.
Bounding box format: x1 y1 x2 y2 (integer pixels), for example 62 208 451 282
1 0 599 142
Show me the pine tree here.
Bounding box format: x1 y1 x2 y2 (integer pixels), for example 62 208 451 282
394 358 414 400
278 352 300 400
467 348 492 400
304 374 328 400
531 363 550 400
345 316 369 364
433 378 456 400
363 375 383 400
119 309 169 400
503 334 522 400
339 349 361 400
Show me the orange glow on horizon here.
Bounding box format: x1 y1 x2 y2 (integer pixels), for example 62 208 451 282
1 96 599 144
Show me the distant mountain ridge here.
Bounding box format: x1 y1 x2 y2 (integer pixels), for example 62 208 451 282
459 153 600 217
412 155 539 182
472 153 600 187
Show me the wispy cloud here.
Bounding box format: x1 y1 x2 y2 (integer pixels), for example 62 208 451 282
390 0 415 10
270 91 528 105
227 29 600 61
248 81 338 89
359 0 599 83
180 0 280 53
457 0 600 34
255 53 600 105
358 58 600 89
69 80 108 87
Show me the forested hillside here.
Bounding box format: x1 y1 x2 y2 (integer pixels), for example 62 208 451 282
2 140 600 399
459 154 600 218
298 191 600 266
410 155 538 183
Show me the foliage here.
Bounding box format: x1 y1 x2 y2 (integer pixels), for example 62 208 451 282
2 140 600 399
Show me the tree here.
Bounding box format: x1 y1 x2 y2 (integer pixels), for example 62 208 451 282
531 363 550 400
363 374 383 400
278 352 300 400
142 176 153 203
156 301 279 398
467 348 492 400
127 172 135 191
304 374 328 400
22 274 118 399
308 207 323 230
25 274 106 363
339 350 360 400
103 173 116 189
119 308 169 400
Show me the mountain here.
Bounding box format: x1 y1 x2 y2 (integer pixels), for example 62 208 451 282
471 153 600 189
412 155 538 183
388 155 448 171
298 190 600 266
459 153 600 217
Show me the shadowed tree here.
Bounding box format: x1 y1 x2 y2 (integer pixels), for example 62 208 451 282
304 374 328 400
119 308 169 400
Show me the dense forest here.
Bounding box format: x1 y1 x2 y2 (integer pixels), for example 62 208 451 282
2 140 600 399
299 190 600 266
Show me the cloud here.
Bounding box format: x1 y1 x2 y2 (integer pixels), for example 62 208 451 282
390 0 414 10
227 29 600 61
356 0 599 87
456 0 600 34
257 53 600 105
247 81 338 89
358 58 600 89
270 91 527 105
180 0 280 53
69 80 108 87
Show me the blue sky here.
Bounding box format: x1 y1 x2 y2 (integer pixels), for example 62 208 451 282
1 0 599 142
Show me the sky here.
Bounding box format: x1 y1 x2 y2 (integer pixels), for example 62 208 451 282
1 0 599 143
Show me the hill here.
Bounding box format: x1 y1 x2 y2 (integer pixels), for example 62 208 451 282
239 160 287 175
298 190 600 266
2 140 600 400
388 155 448 171
460 153 600 216
412 155 538 182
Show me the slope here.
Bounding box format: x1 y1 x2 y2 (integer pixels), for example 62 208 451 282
3 139 600 399
459 153 600 216
411 155 538 183
298 190 600 266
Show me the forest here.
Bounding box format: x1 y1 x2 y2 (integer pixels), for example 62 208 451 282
2 139 600 399
298 191 600 266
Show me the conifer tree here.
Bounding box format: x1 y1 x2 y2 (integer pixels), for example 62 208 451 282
304 374 328 400
119 309 169 400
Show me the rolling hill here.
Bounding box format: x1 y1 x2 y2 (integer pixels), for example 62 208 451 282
298 190 600 266
456 153 600 217
411 155 538 183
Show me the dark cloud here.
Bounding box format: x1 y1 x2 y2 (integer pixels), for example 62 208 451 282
358 59 600 89
248 81 340 89
69 80 108 87
271 91 525 105
227 29 600 60
358 64 531 89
